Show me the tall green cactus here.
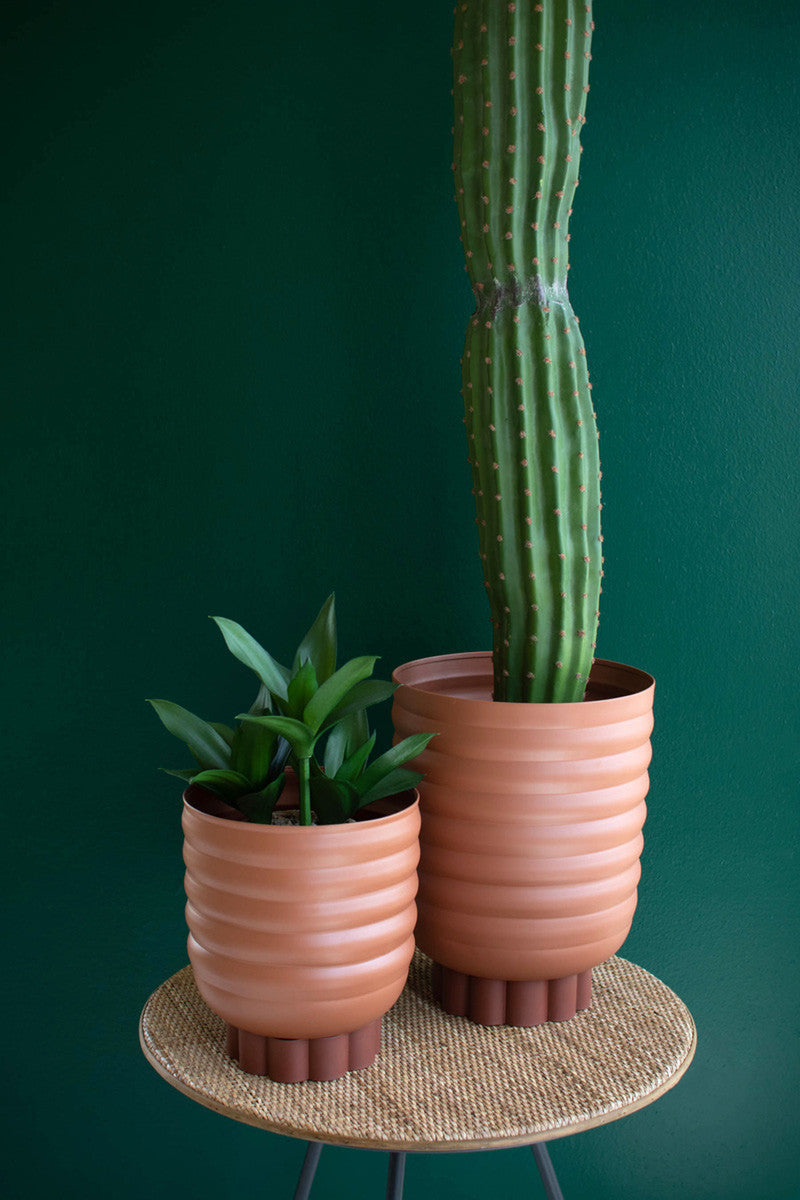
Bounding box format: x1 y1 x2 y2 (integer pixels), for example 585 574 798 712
454 0 601 702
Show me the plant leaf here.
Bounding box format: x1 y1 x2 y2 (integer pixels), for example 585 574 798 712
336 731 377 784
342 707 370 755
161 768 198 782
286 658 318 719
309 774 360 825
190 768 253 799
235 774 286 824
322 721 348 777
357 767 423 807
209 722 236 746
269 736 293 780
147 699 231 770
237 713 316 760
355 732 436 799
303 656 378 733
230 719 279 786
323 708 372 776
210 617 290 701
248 681 273 716
317 678 397 733
292 593 337 683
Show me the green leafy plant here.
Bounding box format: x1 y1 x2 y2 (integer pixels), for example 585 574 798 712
149 595 435 825
146 690 289 824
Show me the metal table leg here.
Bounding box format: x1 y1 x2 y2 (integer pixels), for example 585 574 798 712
386 1150 406 1200
530 1142 565 1200
293 1141 323 1200
293 1138 560 1199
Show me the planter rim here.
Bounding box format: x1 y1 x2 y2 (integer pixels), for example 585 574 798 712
392 651 654 711
182 785 419 836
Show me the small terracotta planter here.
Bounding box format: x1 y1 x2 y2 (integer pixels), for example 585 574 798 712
182 784 420 1082
391 652 654 1027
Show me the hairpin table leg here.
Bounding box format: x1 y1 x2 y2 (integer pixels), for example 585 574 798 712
386 1151 406 1200
293 1141 323 1200
531 1141 565 1200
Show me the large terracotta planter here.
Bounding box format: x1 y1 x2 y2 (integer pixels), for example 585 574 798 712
391 652 654 1026
182 784 420 1081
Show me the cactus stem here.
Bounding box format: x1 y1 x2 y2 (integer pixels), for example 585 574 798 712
455 0 600 702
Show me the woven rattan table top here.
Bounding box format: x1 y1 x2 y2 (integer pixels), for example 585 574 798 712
139 951 695 1152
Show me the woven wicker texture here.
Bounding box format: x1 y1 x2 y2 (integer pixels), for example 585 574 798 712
139 951 695 1151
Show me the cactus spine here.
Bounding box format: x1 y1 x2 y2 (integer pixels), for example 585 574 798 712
454 0 601 702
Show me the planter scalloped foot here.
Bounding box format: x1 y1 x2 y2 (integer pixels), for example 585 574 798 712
431 962 592 1027
225 1016 382 1082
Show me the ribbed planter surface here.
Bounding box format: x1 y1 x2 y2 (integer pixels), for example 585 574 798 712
391 654 654 992
182 788 420 1050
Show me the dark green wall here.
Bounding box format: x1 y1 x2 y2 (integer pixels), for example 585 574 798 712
3 1 798 1196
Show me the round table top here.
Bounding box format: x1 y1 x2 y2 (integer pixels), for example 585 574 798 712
139 951 695 1153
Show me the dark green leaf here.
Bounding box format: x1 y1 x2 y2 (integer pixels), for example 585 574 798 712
286 658 318 719
211 617 290 701
209 722 236 746
303 657 379 733
236 774 286 824
341 707 369 755
357 767 423 807
161 768 198 782
292 593 337 683
322 722 348 777
337 732 377 783
318 678 397 733
248 681 273 716
230 719 278 785
323 709 372 776
147 699 231 770
309 774 360 824
237 713 316 760
303 655 378 732
269 736 293 780
356 732 436 799
191 768 252 799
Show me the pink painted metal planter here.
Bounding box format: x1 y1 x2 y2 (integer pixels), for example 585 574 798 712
182 784 420 1081
391 652 654 1026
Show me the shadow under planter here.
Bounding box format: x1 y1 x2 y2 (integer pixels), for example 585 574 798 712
391 653 654 1027
182 784 421 1081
